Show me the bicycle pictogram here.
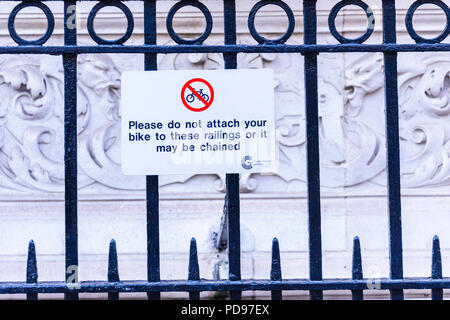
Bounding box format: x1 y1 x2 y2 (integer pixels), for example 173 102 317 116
186 88 210 103
181 78 215 112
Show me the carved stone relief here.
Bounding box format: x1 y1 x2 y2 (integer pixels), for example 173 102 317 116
0 41 448 194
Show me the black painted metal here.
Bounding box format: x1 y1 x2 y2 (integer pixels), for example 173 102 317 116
63 0 78 301
8 2 54 45
303 0 323 301
144 0 161 301
383 0 404 301
223 0 241 301
0 0 447 300
0 43 450 54
351 237 363 300
188 238 200 300
329 0 374 44
108 239 120 300
167 0 213 45
2 278 450 294
26 240 38 300
405 0 450 44
248 0 295 44
432 236 443 300
270 238 282 300
87 1 134 45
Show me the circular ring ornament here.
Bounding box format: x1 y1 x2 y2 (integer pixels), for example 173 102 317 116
329 0 375 44
87 2 134 45
166 1 213 45
248 0 295 44
8 2 55 45
406 0 450 43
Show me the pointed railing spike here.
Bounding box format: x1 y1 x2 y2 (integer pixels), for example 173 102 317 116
108 239 120 300
188 238 200 300
271 238 282 300
352 236 364 300
26 240 38 300
431 235 443 300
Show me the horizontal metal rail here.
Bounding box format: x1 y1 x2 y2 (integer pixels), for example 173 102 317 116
0 44 449 54
1 278 450 294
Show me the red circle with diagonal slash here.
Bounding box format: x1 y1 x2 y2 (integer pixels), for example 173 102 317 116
181 78 215 112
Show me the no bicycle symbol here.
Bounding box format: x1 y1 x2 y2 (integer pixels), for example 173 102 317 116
181 78 215 112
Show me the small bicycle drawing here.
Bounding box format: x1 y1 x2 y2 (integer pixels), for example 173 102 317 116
186 89 210 103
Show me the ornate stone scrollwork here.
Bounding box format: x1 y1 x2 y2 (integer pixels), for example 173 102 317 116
346 53 450 188
0 47 449 193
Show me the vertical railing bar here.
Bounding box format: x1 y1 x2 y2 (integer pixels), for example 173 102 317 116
223 0 241 301
226 177 241 300
108 239 120 300
271 238 282 300
431 236 443 300
26 240 38 300
144 0 160 301
303 0 323 300
382 0 404 301
351 237 364 300
188 238 200 300
63 0 78 301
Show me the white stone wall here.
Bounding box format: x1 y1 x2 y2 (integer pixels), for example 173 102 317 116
0 0 448 299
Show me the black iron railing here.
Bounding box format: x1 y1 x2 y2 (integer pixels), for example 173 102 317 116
0 0 449 300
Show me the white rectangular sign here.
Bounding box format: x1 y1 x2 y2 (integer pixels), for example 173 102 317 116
121 69 277 175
